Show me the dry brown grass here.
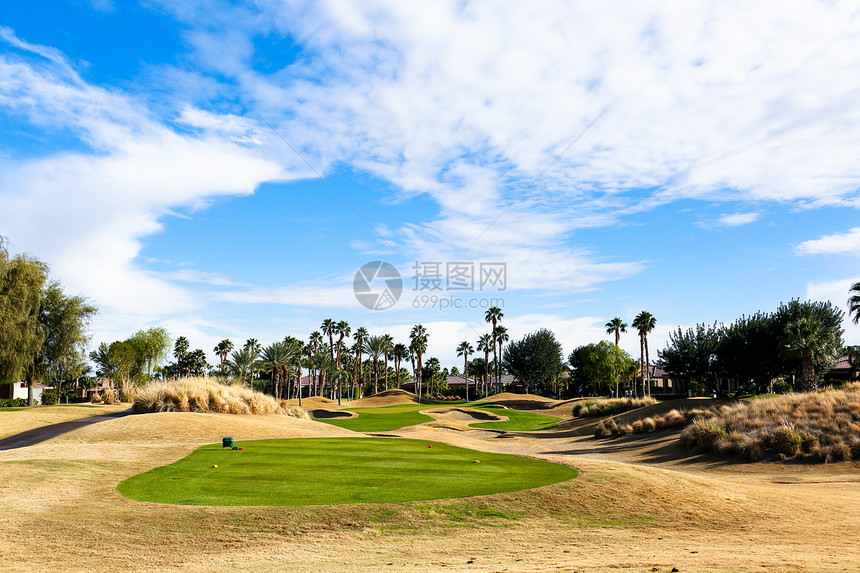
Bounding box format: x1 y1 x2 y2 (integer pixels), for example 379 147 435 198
680 389 860 462
595 408 713 438
131 378 309 418
574 396 658 417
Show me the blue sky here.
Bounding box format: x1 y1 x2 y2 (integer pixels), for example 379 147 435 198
1 0 859 369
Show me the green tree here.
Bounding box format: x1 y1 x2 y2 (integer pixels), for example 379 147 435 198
0 243 49 404
173 336 190 378
456 341 474 401
363 334 386 395
130 328 170 381
502 328 563 395
261 341 290 399
657 323 723 396
229 346 259 386
781 316 841 391
632 311 657 396
568 341 636 397
476 333 493 397
410 324 428 401
352 327 368 394
605 317 628 347
213 339 234 375
484 306 504 391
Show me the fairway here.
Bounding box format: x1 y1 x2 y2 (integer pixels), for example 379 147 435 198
316 402 560 432
117 437 578 506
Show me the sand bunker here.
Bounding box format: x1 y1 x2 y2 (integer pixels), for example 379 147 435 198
422 407 508 424
309 409 357 419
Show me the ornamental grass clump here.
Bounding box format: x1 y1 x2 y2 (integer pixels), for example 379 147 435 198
679 388 860 462
132 377 309 418
574 397 657 417
594 408 712 438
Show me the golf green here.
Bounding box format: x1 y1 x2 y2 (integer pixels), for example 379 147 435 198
117 437 577 506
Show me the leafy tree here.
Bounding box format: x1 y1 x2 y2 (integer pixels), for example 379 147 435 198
502 328 563 395
773 299 844 389
363 334 386 395
605 317 628 347
229 346 259 386
262 341 290 399
173 336 190 378
456 341 474 401
476 333 493 396
568 341 636 397
717 313 781 395
657 323 723 396
352 327 368 393
129 328 170 381
0 242 49 404
392 343 409 389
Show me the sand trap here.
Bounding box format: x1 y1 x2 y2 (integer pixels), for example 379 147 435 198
422 407 507 423
309 409 357 419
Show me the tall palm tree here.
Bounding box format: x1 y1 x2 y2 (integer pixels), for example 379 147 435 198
605 318 627 347
173 336 189 378
392 343 409 388
213 339 234 376
309 331 323 395
352 327 368 394
363 335 386 395
410 324 428 401
781 316 840 391
494 325 509 394
456 341 474 402
243 338 261 355
484 306 504 390
381 334 394 389
334 321 350 403
632 311 656 396
321 319 336 394
477 333 493 397
849 281 860 325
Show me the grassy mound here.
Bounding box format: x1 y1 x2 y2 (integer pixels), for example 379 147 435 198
318 404 434 431
117 437 578 506
131 378 309 418
680 389 860 462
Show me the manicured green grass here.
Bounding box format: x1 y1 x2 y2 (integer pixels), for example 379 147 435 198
117 437 577 506
317 403 559 432
468 406 560 431
319 404 433 431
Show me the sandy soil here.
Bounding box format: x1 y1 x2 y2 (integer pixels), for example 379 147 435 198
421 407 507 423
1 400 859 572
0 403 128 439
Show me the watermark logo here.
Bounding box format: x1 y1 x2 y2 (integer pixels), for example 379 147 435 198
353 261 403 310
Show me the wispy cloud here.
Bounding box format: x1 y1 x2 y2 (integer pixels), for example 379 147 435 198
711 212 760 227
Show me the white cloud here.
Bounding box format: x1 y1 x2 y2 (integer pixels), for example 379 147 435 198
806 277 860 345
712 212 759 227
795 227 860 255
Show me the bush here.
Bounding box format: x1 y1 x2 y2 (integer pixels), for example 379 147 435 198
594 408 712 438
40 390 58 406
0 398 29 407
574 397 657 417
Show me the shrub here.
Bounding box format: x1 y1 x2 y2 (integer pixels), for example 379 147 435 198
574 397 657 417
775 425 803 456
132 377 310 418
687 419 728 451
0 398 29 407
40 390 58 406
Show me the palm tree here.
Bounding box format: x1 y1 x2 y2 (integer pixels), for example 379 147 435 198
781 316 840 391
213 339 234 375
494 325 509 394
484 306 504 390
849 282 860 325
364 335 386 395
173 336 190 378
321 319 336 374
261 341 290 399
392 343 409 388
605 318 627 347
353 327 368 394
228 346 259 387
243 338 261 355
381 334 394 389
477 333 493 397
632 311 656 396
309 331 322 395
410 324 428 401
334 321 350 403
456 341 474 401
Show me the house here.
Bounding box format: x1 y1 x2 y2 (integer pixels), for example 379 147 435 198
0 382 53 402
824 355 858 383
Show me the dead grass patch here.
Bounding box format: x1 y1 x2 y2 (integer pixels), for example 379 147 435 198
575 397 658 417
